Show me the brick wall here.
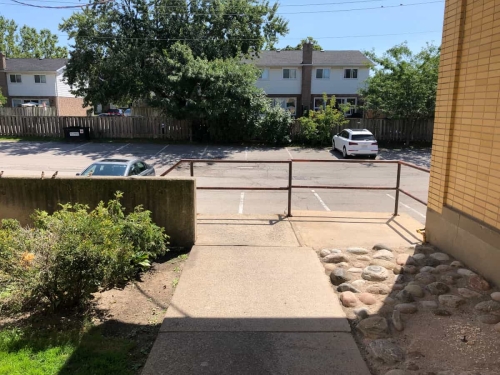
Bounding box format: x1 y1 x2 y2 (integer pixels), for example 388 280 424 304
57 97 89 116
429 0 500 230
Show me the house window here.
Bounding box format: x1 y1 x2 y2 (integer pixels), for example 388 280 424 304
314 97 326 111
10 74 22 83
316 68 330 79
282 69 297 79
272 97 297 116
34 75 46 83
336 98 357 114
258 68 269 80
12 99 50 107
344 69 358 79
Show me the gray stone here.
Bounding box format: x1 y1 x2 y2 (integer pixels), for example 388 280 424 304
474 300 500 313
346 247 369 255
420 266 435 273
404 284 425 298
392 309 404 331
392 265 403 275
367 339 405 364
330 268 352 286
393 283 405 291
373 250 395 261
395 274 407 284
430 252 450 261
347 267 363 274
323 253 349 264
440 275 458 285
366 284 391 295
402 265 418 274
491 292 500 302
339 291 359 307
426 282 451 296
468 274 491 291
351 279 366 289
418 257 441 267
412 253 426 261
337 283 361 293
373 243 392 251
434 265 452 273
319 249 333 257
362 265 389 281
478 314 500 324
420 301 438 310
384 297 396 305
395 303 418 314
457 268 476 276
450 260 463 268
370 258 399 270
415 244 437 254
357 316 389 338
354 307 370 320
396 290 415 303
357 255 371 261
457 288 482 299
439 294 465 308
415 273 437 285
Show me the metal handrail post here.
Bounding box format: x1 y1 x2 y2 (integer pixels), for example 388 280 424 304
190 161 194 177
394 162 402 216
288 160 293 217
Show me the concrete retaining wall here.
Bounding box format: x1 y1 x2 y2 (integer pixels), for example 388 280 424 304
0 176 196 247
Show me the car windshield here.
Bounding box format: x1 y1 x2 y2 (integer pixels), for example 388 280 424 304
351 134 375 141
81 163 127 176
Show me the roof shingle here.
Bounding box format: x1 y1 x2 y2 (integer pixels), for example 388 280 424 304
2 58 67 72
244 50 371 67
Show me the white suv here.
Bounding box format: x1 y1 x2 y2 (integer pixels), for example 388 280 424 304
332 129 378 159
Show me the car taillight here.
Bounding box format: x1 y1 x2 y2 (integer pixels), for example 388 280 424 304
349 142 358 145
372 142 378 145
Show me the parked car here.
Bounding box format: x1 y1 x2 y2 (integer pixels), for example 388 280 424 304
332 129 378 159
107 108 124 116
77 159 155 177
124 108 132 117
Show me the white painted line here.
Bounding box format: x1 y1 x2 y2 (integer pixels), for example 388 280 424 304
68 142 88 152
386 194 426 218
200 146 208 158
115 143 130 152
285 147 293 159
238 192 245 214
312 190 331 211
154 144 169 156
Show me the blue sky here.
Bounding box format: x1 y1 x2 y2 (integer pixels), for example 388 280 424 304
0 0 445 54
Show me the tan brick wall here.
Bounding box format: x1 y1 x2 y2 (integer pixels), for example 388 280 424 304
57 97 89 116
429 0 500 230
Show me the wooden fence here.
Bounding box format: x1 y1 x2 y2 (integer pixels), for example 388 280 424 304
0 107 57 117
291 118 434 143
0 116 192 140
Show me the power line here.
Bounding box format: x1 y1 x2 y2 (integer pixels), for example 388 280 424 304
9 0 115 9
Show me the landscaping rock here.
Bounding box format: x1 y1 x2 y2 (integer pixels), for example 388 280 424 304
450 260 463 268
336 262 349 268
402 265 418 274
340 291 359 307
420 301 438 310
370 259 399 270
330 268 352 286
395 303 418 314
357 255 371 261
474 301 500 314
478 315 500 324
354 307 370 320
357 316 389 338
337 283 361 293
373 250 394 261
404 284 425 298
457 288 482 299
352 262 366 268
420 266 435 273
358 293 378 305
367 339 405 364
491 292 500 302
440 275 458 285
362 265 390 281
433 309 452 316
392 265 403 275
495 322 500 333
434 265 452 273
412 253 426 261
346 247 369 255
392 309 404 331
351 279 367 289
323 263 337 272
415 273 437 285
430 252 450 262
415 244 437 255
373 243 392 251
319 249 333 257
367 284 391 295
439 294 465 308
457 268 476 276
395 274 407 284
323 253 349 264
426 282 451 295
468 275 491 291
384 297 397 305
347 267 363 274
396 290 415 303
419 257 442 267
396 254 413 266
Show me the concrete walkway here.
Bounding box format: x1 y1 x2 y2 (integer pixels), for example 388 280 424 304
143 212 422 374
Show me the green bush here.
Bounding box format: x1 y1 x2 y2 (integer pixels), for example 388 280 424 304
258 102 293 145
298 94 349 146
0 192 168 314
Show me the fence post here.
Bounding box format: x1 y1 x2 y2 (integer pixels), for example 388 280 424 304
394 163 402 216
288 161 293 217
190 161 194 177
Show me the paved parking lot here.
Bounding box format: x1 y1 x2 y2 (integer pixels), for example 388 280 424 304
0 141 430 223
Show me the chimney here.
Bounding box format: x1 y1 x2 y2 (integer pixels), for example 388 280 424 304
300 42 313 115
0 52 6 70
302 42 313 65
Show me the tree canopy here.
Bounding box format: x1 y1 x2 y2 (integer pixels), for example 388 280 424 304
281 36 323 51
0 16 68 58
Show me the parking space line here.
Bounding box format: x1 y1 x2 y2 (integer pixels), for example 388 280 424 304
386 194 426 218
238 192 245 214
154 144 170 156
311 190 331 211
67 142 89 152
285 147 293 159
115 143 130 152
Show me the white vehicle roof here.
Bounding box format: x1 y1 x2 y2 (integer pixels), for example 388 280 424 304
345 128 373 134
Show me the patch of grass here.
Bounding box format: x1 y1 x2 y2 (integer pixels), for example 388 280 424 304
172 278 179 288
0 324 136 375
177 254 189 261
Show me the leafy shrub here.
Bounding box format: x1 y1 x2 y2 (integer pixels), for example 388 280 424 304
258 102 293 145
298 94 349 146
0 192 168 314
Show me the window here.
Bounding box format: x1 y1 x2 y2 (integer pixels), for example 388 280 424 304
341 131 350 138
10 74 21 83
271 97 297 116
259 68 269 80
344 68 358 79
315 68 330 79
12 99 50 107
34 75 46 83
351 134 375 141
282 69 297 79
336 97 357 115
314 97 326 111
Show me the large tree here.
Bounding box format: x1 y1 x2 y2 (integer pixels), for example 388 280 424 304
281 36 323 51
0 16 68 58
59 0 288 108
359 42 440 145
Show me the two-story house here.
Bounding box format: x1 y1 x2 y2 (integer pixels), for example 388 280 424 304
0 52 87 116
249 43 371 117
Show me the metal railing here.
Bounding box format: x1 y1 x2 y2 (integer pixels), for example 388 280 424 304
161 159 430 217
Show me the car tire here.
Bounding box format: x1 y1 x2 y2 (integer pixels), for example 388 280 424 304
343 147 348 159
332 140 336 151
370 155 377 160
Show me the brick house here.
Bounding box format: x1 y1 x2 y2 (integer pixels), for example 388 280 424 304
0 52 88 116
248 43 371 117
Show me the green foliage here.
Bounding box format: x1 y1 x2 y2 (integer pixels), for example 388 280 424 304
281 36 323 51
0 88 6 107
0 16 68 58
298 95 349 146
258 101 293 144
0 192 168 313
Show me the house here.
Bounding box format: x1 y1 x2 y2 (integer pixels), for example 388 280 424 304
0 52 88 116
248 43 371 117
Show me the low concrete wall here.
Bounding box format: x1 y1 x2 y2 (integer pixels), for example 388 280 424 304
426 206 500 287
0 176 196 247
